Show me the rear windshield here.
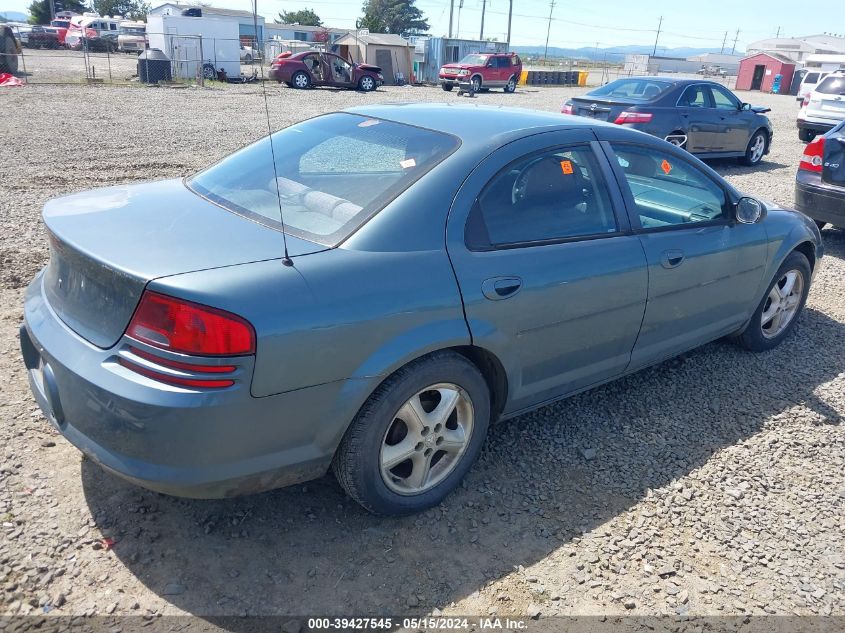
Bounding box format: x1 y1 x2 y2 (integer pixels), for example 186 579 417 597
589 78 672 101
188 113 459 246
815 76 845 95
459 54 489 65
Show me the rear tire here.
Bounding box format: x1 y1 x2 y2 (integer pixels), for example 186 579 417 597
504 75 516 93
799 128 816 143
740 129 767 166
0 30 18 74
736 251 811 352
332 351 491 516
292 71 310 89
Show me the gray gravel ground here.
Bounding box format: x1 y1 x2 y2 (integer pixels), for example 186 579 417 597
0 78 843 626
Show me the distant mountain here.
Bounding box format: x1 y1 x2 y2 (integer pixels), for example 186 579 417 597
512 44 744 60
0 11 29 22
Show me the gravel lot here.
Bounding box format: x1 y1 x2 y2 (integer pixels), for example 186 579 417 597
1 77 843 627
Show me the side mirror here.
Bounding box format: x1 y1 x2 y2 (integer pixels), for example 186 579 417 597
736 197 765 224
741 102 751 111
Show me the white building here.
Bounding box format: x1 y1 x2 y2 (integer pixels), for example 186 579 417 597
264 23 350 45
746 33 845 64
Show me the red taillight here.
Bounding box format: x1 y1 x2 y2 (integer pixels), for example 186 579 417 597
802 96 810 107
799 136 825 173
561 103 574 115
126 291 256 357
614 111 653 124
128 346 236 373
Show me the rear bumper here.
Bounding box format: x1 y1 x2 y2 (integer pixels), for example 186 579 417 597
797 118 837 133
21 271 368 498
795 170 845 227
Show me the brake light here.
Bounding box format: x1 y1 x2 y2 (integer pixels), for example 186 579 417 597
802 96 810 107
126 291 256 356
799 136 825 173
561 103 574 115
614 111 653 124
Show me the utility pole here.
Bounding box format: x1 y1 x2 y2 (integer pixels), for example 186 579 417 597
651 15 663 57
775 26 781 38
456 0 463 38
480 0 486 40
48 0 55 20
543 0 555 65
731 28 740 55
720 31 728 54
448 0 454 38
506 0 513 46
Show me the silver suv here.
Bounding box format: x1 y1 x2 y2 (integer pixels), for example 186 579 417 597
798 72 845 141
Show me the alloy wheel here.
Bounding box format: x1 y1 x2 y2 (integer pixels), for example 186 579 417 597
294 73 309 88
761 269 804 339
379 383 474 495
360 76 374 91
749 134 766 163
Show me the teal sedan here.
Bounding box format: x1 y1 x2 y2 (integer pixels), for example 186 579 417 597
21 105 823 515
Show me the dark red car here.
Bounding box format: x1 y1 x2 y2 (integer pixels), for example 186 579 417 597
439 52 522 93
269 51 384 92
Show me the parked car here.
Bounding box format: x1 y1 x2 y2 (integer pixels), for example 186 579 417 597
562 77 773 166
269 50 383 91
696 65 727 77
0 25 20 74
117 20 146 53
796 119 845 229
26 25 61 49
21 105 823 515
797 72 845 142
239 44 257 64
797 70 830 105
439 52 522 93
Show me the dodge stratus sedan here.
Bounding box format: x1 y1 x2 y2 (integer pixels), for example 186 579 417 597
21 105 822 515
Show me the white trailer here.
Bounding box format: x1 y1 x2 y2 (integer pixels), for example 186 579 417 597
146 14 240 80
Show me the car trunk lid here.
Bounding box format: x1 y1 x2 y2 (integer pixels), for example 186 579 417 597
822 131 845 187
569 96 641 123
42 178 323 348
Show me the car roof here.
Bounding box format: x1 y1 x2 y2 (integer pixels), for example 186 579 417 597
345 103 610 144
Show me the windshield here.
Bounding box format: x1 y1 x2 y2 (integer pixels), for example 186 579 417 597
816 76 845 96
459 54 489 65
188 113 459 246
121 27 145 34
589 78 673 101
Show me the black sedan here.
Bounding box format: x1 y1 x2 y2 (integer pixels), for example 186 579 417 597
796 120 845 230
563 77 773 166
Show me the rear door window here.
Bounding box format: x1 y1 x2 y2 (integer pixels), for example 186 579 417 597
679 85 710 108
468 145 617 248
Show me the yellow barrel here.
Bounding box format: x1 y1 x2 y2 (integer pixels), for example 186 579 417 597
578 71 588 87
519 70 529 85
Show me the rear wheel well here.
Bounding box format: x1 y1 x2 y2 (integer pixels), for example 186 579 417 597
452 345 508 420
794 241 816 272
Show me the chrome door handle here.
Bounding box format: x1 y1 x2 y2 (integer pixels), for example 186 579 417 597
481 276 522 300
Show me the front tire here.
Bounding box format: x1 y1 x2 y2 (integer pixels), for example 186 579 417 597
736 251 811 352
470 75 481 93
358 75 376 91
333 351 491 516
799 128 816 143
740 129 767 166
441 82 453 91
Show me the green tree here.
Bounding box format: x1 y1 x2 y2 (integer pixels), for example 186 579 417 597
27 0 86 24
358 0 428 35
276 8 322 26
92 0 151 20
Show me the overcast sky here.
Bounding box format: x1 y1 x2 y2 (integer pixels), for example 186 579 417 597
3 0 843 51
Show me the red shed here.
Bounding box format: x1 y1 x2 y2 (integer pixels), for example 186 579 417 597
736 52 796 94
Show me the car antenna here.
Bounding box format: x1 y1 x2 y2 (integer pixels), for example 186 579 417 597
252 0 293 267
